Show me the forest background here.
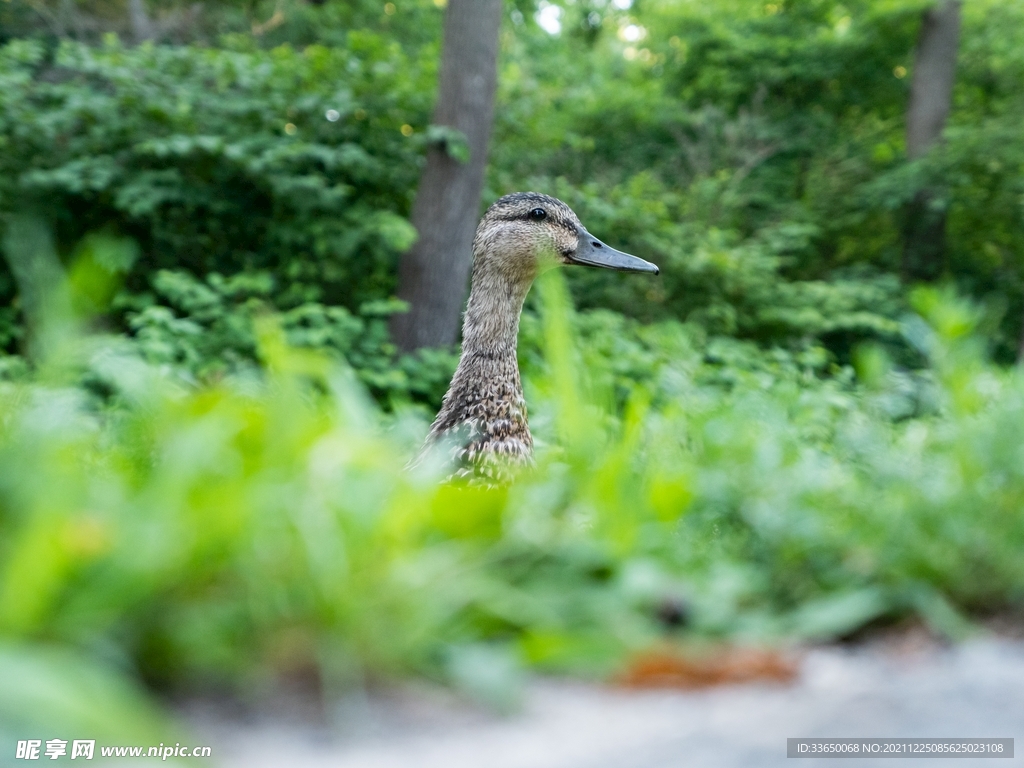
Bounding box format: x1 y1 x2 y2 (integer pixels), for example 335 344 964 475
1 0 1024 748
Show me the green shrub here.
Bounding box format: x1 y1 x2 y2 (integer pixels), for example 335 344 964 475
0 35 432 334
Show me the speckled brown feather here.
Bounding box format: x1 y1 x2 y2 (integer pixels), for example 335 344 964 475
420 193 583 481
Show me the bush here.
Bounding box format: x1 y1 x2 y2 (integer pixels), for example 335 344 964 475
0 35 432 337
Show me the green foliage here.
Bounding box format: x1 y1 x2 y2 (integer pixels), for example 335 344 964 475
124 267 457 402
0 33 463 404
0 34 431 320
0 276 1022 726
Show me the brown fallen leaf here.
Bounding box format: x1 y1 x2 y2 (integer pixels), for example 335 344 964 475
616 646 799 689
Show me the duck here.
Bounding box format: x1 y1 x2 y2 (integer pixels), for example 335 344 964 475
419 192 659 481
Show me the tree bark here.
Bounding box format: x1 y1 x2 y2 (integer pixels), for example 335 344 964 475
390 0 503 352
901 0 961 282
129 0 155 43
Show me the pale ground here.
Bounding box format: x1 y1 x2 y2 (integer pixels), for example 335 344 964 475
188 632 1024 768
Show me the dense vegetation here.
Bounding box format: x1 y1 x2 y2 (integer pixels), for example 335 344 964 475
1 0 1023 747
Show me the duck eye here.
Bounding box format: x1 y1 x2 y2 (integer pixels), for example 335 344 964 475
528 208 547 221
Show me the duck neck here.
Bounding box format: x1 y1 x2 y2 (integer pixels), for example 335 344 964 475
459 267 531 363
425 264 535 459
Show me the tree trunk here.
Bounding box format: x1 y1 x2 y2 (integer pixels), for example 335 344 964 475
390 0 503 352
129 0 155 43
901 0 961 282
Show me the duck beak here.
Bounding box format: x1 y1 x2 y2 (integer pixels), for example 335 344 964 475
570 227 659 275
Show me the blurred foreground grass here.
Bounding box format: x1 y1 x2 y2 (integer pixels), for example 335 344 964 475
1 226 1023 749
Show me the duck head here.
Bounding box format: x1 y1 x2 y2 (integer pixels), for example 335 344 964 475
471 192 659 285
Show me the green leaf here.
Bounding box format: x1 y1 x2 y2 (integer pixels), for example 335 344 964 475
425 125 470 164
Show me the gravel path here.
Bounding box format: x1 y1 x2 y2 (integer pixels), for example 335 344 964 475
193 634 1024 768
